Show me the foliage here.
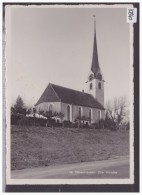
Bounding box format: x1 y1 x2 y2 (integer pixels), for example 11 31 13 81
57 112 64 122
46 118 56 127
75 115 90 128
12 116 48 127
63 120 72 128
11 96 32 116
91 119 105 129
11 96 32 125
42 110 54 119
104 114 117 130
33 107 36 118
11 114 21 125
56 112 64 127
11 96 26 115
17 116 33 126
105 96 129 130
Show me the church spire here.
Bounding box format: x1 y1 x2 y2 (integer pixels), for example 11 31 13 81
91 15 102 79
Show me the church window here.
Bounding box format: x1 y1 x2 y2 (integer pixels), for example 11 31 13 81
89 109 92 123
78 107 83 120
49 104 54 114
98 82 101 89
90 83 93 90
67 105 71 121
79 107 81 119
98 110 101 120
89 73 94 81
97 73 102 80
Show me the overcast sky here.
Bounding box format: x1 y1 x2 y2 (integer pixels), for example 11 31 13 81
6 5 132 107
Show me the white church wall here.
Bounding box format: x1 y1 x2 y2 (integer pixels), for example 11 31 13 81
36 102 105 124
35 102 61 113
85 79 104 107
61 102 105 123
60 102 73 121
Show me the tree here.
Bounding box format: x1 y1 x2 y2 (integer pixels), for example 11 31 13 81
33 107 36 118
11 96 33 125
43 110 53 119
11 96 33 116
42 110 54 127
57 112 64 127
38 109 44 118
12 96 26 115
26 108 32 115
105 96 129 130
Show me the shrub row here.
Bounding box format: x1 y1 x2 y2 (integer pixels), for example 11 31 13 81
11 115 47 126
11 114 104 129
12 114 124 130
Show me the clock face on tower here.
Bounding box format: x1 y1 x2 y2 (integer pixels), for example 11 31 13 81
88 73 94 81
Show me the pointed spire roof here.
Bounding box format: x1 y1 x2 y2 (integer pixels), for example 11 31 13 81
91 17 102 78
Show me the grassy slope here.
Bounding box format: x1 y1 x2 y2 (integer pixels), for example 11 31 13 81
11 126 129 170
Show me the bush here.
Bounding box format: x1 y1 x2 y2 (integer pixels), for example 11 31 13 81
17 116 33 126
11 115 48 127
35 118 47 126
63 120 72 128
72 122 78 128
46 118 56 127
91 120 105 129
104 118 117 130
11 114 21 125
54 122 62 127
99 119 105 129
92 122 99 129
82 123 90 128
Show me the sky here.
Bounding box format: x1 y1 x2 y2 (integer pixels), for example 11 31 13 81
5 5 132 107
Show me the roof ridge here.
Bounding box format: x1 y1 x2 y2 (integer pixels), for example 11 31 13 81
50 83 87 94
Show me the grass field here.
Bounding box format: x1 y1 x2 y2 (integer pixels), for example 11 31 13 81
11 125 129 170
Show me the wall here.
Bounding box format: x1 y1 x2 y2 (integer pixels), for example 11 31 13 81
61 102 105 123
36 101 105 123
35 102 61 113
95 79 104 107
85 78 104 107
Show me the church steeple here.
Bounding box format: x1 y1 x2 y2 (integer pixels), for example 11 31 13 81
90 15 102 80
85 15 104 107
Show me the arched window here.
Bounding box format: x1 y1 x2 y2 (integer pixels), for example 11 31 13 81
98 82 101 89
90 83 93 90
89 109 92 122
67 105 71 121
98 110 101 121
78 107 83 120
49 104 54 114
79 107 81 119
89 109 93 124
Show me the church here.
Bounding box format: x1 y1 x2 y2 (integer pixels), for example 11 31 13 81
35 18 105 125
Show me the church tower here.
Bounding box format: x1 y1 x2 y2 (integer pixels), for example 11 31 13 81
85 16 104 107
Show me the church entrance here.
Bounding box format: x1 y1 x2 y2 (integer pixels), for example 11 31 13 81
67 105 71 121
